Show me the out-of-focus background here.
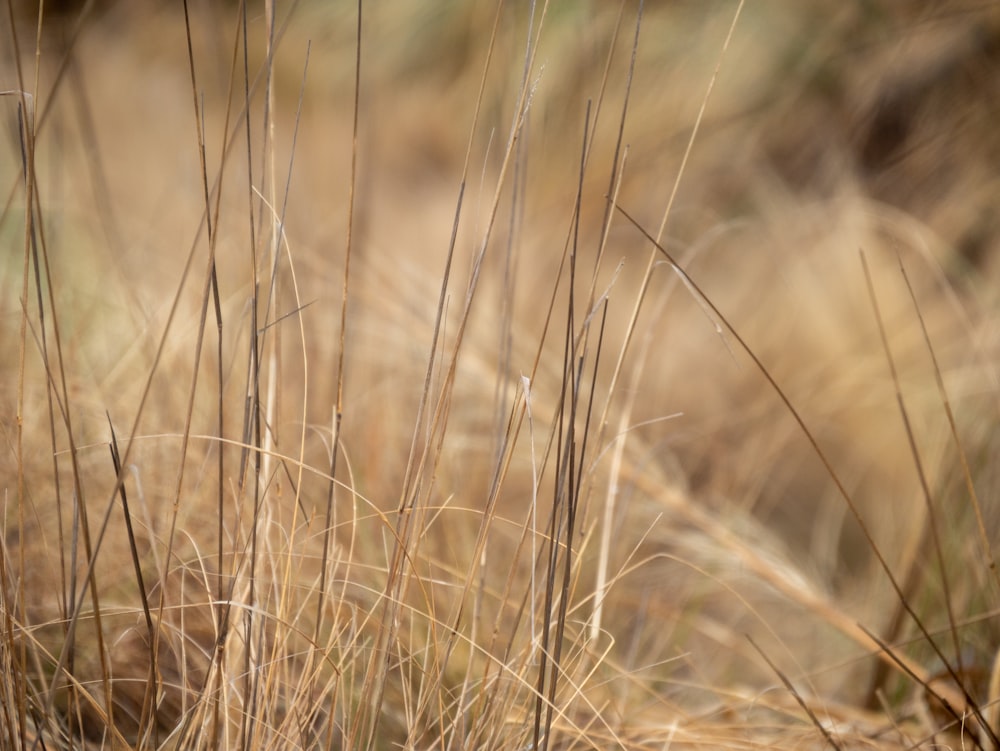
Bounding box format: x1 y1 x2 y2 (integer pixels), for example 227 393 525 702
3 1 1000 748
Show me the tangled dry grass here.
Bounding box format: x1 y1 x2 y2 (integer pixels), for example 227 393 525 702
3 1 1000 749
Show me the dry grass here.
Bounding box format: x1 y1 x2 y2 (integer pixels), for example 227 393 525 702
3 1 1000 749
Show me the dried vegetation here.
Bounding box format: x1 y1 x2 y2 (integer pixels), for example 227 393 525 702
2 1 1000 749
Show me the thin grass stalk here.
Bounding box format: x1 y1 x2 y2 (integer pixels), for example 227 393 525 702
548 103 598 749
454 99 534 748
234 2 259 497
315 0 361 650
154 2 223 746
897 257 1000 597
238 5 264 744
167 5 246 748
5 20 31 736
469 165 617 751
584 12 748 608
585 1 644 648
260 0 279 505
7 17 34 750
4 78 60 749
395 39 547 751
200 6 257 746
435 0 551 661
19 45 120 746
460 18 537 742
483 0 543 468
396 0 512 517
511 9 646 604
862 251 963 670
106 417 159 744
255 54 312 744
534 106 583 751
353 1 515 744
591 0 744 467
462 383 536 747
860 252 997 748
747 635 845 751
